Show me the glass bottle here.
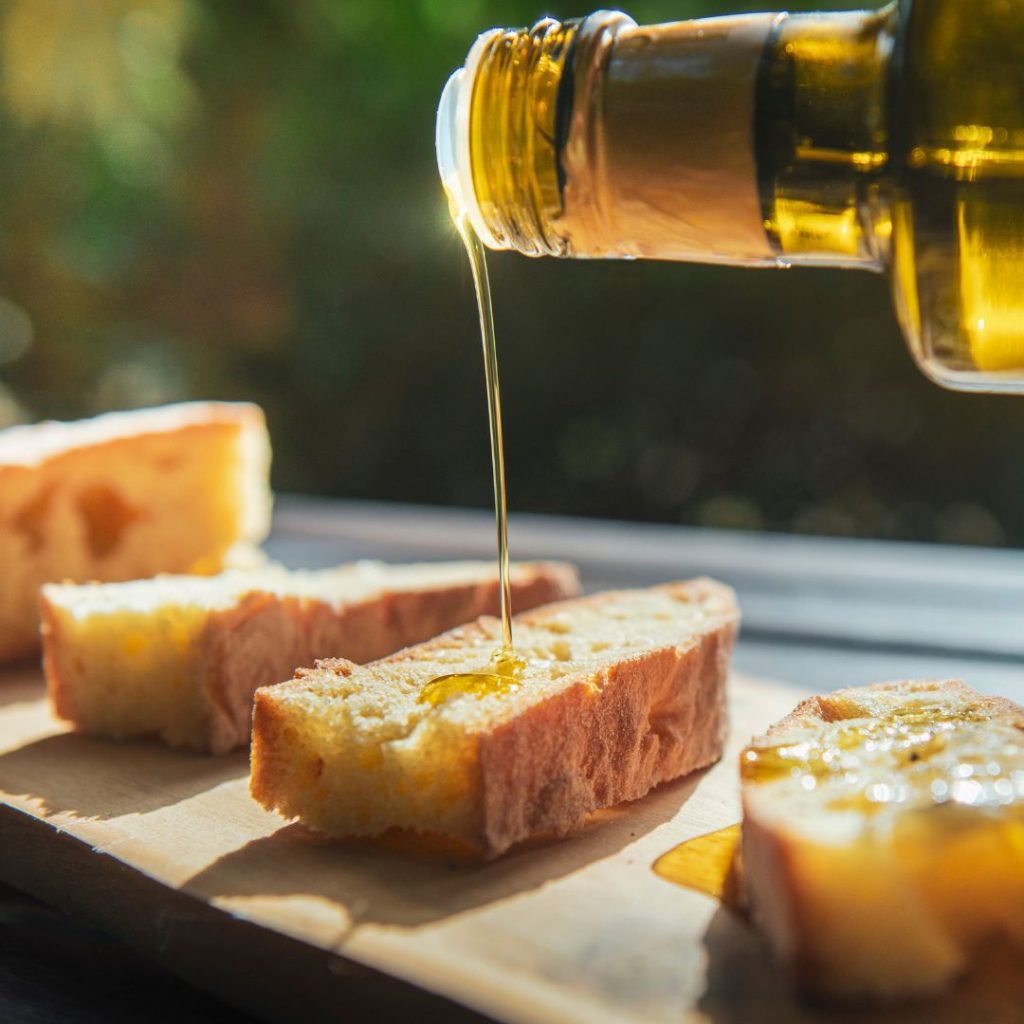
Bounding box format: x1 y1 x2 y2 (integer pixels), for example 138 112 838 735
436 2 1024 393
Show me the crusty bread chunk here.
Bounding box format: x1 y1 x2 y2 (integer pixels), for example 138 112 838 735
741 680 1024 1000
251 579 738 858
0 402 271 662
42 560 578 754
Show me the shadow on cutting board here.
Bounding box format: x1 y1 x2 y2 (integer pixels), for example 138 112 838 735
0 665 249 820
0 733 249 820
698 908 1024 1024
185 769 708 930
0 664 45 709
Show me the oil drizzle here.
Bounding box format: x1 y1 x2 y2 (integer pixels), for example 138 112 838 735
419 210 521 705
454 211 514 653
418 648 526 707
653 824 742 908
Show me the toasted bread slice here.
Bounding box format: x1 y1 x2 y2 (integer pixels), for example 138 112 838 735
251 579 739 858
41 560 578 753
0 402 271 662
740 680 1024 1000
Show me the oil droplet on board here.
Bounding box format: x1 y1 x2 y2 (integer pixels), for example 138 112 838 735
653 824 742 908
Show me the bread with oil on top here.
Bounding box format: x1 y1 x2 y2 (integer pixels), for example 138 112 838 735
0 402 271 662
41 560 579 754
740 680 1024 1000
250 578 739 859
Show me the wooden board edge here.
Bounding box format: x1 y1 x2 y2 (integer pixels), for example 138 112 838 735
0 802 491 1024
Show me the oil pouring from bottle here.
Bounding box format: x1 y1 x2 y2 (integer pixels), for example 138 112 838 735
420 120 525 705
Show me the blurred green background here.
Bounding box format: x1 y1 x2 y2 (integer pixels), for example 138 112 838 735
0 0 1020 546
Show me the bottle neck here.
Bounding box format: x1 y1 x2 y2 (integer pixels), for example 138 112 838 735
435 17 586 257
758 8 897 269
563 11 778 265
440 6 899 270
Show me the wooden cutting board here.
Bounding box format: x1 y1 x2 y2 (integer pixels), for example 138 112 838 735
0 666 1020 1024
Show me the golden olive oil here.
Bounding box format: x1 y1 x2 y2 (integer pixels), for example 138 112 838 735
455 213 514 655
440 3 1024 392
418 646 525 707
653 824 742 907
420 210 522 704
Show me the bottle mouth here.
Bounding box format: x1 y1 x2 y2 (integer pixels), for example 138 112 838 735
435 30 502 248
437 14 636 258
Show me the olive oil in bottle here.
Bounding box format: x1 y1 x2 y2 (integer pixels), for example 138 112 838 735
436 2 1024 393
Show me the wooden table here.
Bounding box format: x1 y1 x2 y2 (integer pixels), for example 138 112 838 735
5 495 1023 1023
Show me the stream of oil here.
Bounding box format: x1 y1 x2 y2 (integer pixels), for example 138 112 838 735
653 824 742 908
419 213 522 707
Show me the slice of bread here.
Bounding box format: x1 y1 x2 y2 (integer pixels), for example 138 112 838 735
0 402 271 662
42 560 579 754
250 578 739 859
740 680 1024 1000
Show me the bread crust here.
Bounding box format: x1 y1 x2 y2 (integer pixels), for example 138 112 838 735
251 579 739 858
0 402 264 467
748 679 1024 744
39 597 75 721
476 609 734 855
44 562 580 754
740 679 1024 998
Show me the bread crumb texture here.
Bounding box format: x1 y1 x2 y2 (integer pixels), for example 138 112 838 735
0 402 271 661
251 579 739 857
741 679 1024 1000
42 560 579 753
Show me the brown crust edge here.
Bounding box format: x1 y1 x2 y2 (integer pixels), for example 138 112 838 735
749 679 1024 749
0 401 265 469
475 594 738 856
39 594 73 720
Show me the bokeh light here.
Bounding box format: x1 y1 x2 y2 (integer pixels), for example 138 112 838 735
0 0 1018 548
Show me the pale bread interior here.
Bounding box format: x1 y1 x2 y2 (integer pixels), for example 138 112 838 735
745 683 1024 840
42 561 572 747
258 582 735 841
0 402 271 659
43 560 551 619
743 681 1024 997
